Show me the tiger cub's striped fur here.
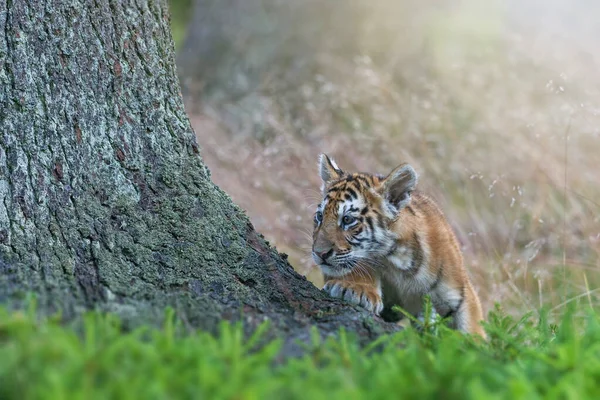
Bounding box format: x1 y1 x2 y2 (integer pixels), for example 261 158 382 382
312 154 486 338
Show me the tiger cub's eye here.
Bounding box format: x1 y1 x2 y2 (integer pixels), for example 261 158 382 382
342 215 356 226
315 211 323 224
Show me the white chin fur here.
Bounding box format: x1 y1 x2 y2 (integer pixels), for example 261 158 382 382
318 264 352 278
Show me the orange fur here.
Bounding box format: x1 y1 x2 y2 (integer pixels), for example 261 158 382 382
323 268 383 315
312 154 486 338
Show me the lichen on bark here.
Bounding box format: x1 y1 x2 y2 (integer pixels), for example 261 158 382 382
0 0 398 354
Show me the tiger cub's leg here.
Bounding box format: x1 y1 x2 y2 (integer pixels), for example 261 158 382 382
323 269 383 315
447 284 487 339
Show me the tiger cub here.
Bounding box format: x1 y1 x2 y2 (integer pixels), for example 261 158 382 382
312 154 486 338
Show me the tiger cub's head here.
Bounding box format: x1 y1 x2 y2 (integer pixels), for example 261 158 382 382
312 154 418 277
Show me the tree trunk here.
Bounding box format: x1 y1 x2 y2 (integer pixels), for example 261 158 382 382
0 0 397 354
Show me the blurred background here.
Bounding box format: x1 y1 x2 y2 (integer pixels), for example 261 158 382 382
169 0 600 317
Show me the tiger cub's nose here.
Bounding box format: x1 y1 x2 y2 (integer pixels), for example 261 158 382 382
316 249 334 261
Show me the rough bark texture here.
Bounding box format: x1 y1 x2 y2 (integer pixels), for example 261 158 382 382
0 0 397 354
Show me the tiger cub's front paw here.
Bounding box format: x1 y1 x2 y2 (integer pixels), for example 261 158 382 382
323 280 384 315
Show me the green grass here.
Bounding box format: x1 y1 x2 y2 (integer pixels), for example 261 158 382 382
1 304 600 400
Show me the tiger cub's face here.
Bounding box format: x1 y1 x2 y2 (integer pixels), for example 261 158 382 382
312 154 418 277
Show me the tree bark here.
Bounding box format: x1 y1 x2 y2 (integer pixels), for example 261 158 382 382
0 0 397 354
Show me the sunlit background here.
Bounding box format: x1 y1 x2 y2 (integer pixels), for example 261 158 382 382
169 0 600 317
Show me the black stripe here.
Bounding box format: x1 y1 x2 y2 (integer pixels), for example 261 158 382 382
441 287 465 319
406 232 424 276
361 207 369 215
385 243 398 257
348 236 368 245
348 206 359 213
376 215 385 229
346 187 358 199
405 205 416 216
356 176 370 186
365 216 374 231
429 265 444 292
455 295 464 313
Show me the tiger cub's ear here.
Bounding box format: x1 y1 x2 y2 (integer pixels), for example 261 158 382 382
318 154 343 191
380 163 418 213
